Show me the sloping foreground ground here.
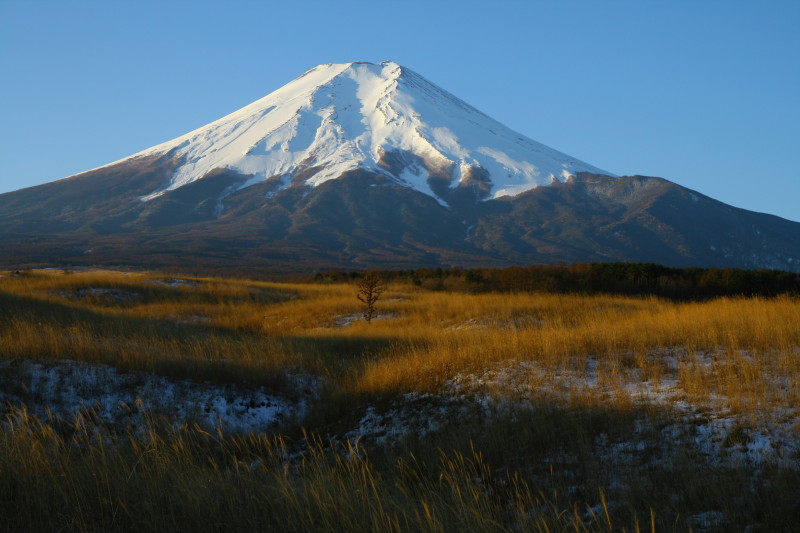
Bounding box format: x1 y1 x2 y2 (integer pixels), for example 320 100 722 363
1 270 799 531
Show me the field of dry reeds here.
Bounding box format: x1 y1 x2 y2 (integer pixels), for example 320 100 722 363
1 269 798 531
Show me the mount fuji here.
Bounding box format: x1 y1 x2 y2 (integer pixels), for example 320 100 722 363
134 61 611 203
1 61 799 273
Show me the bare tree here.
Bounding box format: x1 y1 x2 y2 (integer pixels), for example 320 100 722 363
356 272 386 323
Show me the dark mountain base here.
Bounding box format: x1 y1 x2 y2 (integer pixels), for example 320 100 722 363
0 156 798 273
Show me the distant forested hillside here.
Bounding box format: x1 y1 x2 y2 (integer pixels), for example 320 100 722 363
310 262 800 300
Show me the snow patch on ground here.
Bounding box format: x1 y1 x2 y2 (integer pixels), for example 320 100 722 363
328 312 397 328
687 510 726 532
56 287 142 304
443 350 800 469
151 278 200 288
338 347 799 470
344 393 472 447
4 343 797 477
0 359 321 434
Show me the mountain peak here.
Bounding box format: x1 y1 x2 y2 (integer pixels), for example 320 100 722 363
119 61 612 203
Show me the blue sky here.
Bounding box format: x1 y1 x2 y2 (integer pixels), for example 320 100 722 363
1 0 798 221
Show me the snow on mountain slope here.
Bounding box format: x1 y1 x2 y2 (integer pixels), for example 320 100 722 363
122 61 612 203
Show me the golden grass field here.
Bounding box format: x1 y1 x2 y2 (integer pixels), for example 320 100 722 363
1 269 799 531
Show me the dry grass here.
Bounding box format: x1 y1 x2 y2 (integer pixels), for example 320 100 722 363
1 269 799 531
2 269 799 413
0 405 650 533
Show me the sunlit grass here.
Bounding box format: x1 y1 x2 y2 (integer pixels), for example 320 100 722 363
2 269 799 415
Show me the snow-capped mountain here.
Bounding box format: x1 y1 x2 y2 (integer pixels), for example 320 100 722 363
1 61 799 273
121 61 610 205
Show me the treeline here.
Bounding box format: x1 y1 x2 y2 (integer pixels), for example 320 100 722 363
311 263 800 299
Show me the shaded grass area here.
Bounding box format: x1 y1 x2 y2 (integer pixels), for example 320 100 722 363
2 404 799 532
2 407 550 533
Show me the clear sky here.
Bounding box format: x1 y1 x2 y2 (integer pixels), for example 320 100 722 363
1 0 798 221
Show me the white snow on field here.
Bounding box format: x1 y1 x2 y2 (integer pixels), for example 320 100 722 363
328 311 397 328
86 61 611 207
345 393 471 447
0 359 321 433
342 348 800 470
57 287 142 304
442 350 800 469
3 346 797 471
151 278 200 288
